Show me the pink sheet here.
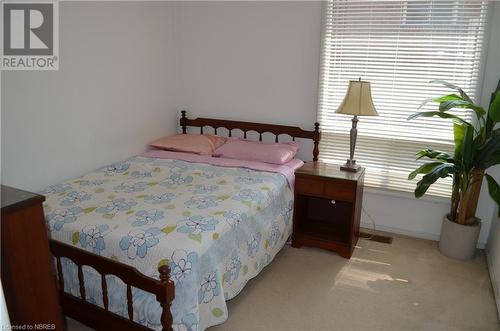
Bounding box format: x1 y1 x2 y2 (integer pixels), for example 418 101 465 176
141 150 304 189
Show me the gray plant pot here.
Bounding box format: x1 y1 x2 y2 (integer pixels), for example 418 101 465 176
439 215 481 260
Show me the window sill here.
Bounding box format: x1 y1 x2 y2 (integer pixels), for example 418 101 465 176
363 186 451 205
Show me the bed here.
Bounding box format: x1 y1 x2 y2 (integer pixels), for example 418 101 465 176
44 111 320 331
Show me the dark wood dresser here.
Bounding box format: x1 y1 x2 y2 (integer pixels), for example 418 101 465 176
292 162 365 258
1 185 63 329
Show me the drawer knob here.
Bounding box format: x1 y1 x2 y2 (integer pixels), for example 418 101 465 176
331 199 336 205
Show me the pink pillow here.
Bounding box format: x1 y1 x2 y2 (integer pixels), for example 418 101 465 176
214 139 299 164
150 134 227 155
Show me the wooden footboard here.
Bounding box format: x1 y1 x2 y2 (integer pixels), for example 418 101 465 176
49 240 175 331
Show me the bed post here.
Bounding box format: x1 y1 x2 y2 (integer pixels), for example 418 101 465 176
158 265 174 331
180 110 187 134
313 122 320 162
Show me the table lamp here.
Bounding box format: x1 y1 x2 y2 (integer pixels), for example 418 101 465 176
336 78 378 172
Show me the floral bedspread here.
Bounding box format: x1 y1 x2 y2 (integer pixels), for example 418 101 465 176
42 155 293 331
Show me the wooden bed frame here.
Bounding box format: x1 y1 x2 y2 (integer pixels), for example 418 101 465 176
49 110 320 331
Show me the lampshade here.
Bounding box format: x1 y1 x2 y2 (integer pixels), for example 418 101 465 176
336 80 378 116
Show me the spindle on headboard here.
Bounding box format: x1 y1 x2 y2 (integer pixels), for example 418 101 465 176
312 122 320 162
180 110 187 134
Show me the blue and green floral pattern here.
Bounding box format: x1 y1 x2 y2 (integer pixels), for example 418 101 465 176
43 156 293 331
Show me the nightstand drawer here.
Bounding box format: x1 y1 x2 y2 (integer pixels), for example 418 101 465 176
324 180 355 202
296 177 324 196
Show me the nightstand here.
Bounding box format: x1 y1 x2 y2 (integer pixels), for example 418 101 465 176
292 162 365 258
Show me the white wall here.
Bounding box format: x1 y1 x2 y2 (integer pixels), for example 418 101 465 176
175 1 321 160
1 2 179 192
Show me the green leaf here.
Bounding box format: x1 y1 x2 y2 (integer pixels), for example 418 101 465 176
417 94 455 111
72 232 80 245
212 232 219 240
83 207 96 214
182 211 191 217
485 174 500 216
453 122 466 160
94 188 105 193
211 308 224 318
103 214 114 219
188 233 202 242
165 204 175 210
157 258 169 268
161 226 176 235
416 149 453 162
418 97 438 110
461 124 474 171
415 163 456 198
135 195 147 199
153 167 161 172
474 134 500 169
126 210 135 215
430 80 472 102
488 89 500 124
434 94 463 103
437 100 485 117
147 182 159 186
407 111 472 126
408 162 444 180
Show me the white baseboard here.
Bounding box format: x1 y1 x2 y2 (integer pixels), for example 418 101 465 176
360 221 487 249
486 252 500 319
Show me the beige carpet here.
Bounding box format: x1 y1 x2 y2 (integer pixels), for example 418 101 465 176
67 232 500 331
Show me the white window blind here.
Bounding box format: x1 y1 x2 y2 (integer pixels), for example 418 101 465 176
318 0 488 197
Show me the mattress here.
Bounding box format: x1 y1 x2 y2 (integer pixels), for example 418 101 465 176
42 152 298 330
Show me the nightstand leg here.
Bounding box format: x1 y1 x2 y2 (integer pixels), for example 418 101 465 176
291 238 301 248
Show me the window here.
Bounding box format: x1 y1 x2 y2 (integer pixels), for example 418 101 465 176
318 0 489 197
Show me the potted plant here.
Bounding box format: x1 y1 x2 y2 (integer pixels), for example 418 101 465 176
407 80 500 260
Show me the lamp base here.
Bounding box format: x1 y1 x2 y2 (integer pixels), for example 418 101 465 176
340 159 361 172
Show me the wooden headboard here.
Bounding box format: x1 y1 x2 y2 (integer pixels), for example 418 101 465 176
179 110 321 161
